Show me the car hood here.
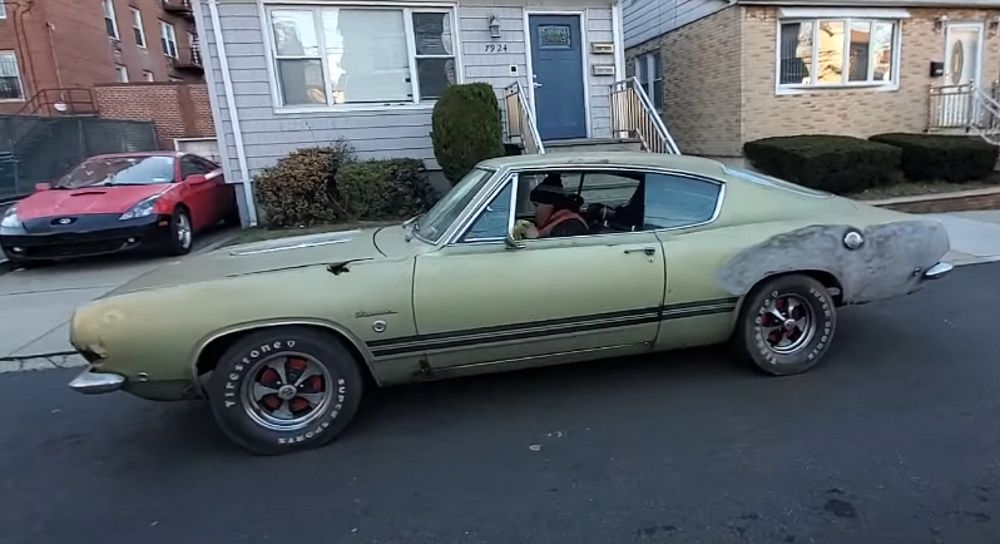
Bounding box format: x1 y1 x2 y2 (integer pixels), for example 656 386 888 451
107 227 406 296
16 185 171 219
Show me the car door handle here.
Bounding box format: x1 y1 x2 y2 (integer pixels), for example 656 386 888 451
624 247 656 256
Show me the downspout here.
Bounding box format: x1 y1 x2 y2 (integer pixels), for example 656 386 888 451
611 0 625 82
46 22 63 90
207 0 257 227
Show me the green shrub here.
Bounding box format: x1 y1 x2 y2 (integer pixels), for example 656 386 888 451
431 83 505 183
336 158 436 219
743 135 902 194
254 142 355 227
869 133 999 182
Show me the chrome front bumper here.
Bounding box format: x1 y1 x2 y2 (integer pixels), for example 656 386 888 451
923 262 954 280
68 369 125 395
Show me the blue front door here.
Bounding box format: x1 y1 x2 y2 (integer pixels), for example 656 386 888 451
529 15 587 141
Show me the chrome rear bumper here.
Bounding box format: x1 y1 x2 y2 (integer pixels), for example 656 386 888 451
923 262 953 280
68 369 125 395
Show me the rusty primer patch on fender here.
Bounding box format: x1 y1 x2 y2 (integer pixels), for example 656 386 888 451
716 220 950 304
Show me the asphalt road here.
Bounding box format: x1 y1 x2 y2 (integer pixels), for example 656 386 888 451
1 263 999 544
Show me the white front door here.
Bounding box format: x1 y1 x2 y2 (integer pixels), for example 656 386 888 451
941 23 985 125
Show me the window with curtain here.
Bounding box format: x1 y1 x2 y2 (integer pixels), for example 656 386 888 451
0 51 24 100
778 18 897 89
269 6 457 108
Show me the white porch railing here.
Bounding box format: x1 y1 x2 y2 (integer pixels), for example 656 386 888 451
928 83 1000 145
972 84 1000 145
610 77 680 154
503 82 545 154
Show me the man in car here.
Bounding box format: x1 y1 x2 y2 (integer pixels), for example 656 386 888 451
514 173 588 239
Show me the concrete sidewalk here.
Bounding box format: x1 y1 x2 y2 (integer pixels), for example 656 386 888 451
0 227 236 362
931 210 1000 266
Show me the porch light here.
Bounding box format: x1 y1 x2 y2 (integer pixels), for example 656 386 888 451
488 15 501 39
989 16 999 37
934 15 948 34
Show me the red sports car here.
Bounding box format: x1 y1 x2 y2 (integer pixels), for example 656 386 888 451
0 152 237 263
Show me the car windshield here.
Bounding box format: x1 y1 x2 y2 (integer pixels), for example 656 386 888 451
56 156 176 188
415 168 495 243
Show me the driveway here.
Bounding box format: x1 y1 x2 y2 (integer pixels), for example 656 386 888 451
0 226 236 360
0 262 997 544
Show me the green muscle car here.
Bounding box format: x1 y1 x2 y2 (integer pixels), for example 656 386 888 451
68 153 952 454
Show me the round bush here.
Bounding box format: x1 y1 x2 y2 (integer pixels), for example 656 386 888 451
431 83 505 184
254 143 354 227
336 159 436 219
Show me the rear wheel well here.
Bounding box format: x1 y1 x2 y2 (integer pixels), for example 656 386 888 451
739 270 844 314
195 324 376 388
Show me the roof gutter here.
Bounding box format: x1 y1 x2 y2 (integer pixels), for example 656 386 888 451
206 0 258 227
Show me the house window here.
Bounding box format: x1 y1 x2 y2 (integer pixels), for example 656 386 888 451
0 1 7 20
0 51 24 100
131 8 146 48
143 70 154 82
634 52 662 110
103 0 119 39
267 6 458 108
778 18 897 89
160 21 178 58
115 65 129 83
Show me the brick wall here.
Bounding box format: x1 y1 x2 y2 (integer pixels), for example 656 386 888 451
741 7 1000 147
626 6 1000 157
626 6 744 156
94 83 215 148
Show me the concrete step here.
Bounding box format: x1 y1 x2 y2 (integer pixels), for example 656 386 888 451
543 138 644 153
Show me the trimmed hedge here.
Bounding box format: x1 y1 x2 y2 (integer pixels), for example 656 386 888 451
431 83 505 184
869 133 999 182
744 135 902 194
336 158 435 219
254 143 355 227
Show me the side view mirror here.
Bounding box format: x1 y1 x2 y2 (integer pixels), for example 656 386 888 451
184 174 208 185
34 183 51 192
505 232 525 250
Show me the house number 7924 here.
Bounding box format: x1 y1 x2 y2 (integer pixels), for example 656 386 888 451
484 44 509 53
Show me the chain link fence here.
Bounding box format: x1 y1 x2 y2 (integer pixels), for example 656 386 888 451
0 116 157 202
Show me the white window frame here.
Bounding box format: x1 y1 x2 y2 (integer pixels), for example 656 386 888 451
160 21 178 58
0 50 26 102
261 3 462 114
775 16 902 95
0 1 7 20
634 51 662 111
131 8 147 48
143 70 155 82
103 0 120 40
115 65 129 83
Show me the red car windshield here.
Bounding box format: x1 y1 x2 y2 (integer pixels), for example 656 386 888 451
56 156 176 188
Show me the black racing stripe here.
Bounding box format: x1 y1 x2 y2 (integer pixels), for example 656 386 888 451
370 312 661 357
366 305 662 348
366 297 739 357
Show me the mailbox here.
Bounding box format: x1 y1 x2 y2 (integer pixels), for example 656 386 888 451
930 61 945 77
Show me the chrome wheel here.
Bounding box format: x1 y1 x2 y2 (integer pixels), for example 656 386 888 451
757 293 816 354
240 353 333 431
176 213 192 249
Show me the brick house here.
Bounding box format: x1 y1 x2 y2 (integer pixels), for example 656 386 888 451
0 0 203 115
623 0 1000 160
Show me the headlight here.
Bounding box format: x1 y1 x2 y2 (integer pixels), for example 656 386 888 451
119 197 158 221
0 205 19 228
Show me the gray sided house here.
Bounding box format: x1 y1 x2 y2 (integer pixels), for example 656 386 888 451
193 0 632 225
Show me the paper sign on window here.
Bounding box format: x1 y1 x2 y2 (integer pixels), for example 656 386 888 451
538 25 571 49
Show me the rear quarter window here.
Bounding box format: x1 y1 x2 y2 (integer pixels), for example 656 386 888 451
644 173 721 229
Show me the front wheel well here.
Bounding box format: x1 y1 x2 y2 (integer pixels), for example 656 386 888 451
194 324 376 389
